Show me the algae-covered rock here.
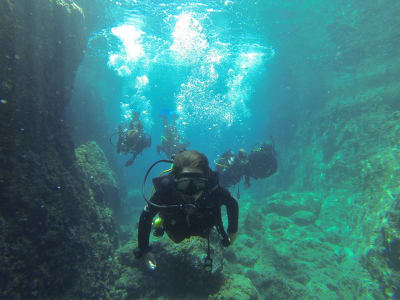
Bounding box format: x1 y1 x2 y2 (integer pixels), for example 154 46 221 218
0 1 119 299
242 202 264 236
233 239 259 267
268 213 292 230
291 210 317 226
256 274 308 300
75 141 120 211
362 195 400 299
116 231 225 299
209 274 259 300
262 192 322 218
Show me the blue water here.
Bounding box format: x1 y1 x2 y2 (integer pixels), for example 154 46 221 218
76 0 279 198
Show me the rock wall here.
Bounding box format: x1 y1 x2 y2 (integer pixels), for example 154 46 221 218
262 1 400 298
75 141 121 213
0 1 119 299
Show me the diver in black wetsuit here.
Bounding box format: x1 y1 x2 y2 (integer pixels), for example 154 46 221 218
116 111 152 166
215 148 250 188
156 113 190 159
247 142 278 180
134 150 239 271
216 142 278 190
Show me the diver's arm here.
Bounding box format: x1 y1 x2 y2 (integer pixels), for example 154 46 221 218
219 189 239 234
136 193 161 256
224 193 239 234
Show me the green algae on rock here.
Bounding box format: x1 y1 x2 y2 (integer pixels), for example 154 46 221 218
75 141 121 212
0 1 119 299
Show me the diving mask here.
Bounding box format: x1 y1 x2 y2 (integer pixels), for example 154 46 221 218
175 172 208 195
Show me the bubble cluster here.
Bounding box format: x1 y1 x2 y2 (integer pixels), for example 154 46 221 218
104 1 275 140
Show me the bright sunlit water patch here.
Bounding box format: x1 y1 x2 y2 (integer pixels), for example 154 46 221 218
170 12 209 64
108 24 146 76
135 75 149 90
102 1 275 145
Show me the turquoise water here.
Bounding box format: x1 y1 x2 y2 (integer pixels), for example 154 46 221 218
65 2 400 298
2 0 397 299
77 0 279 172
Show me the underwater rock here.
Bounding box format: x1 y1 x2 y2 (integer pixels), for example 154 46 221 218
75 141 121 212
242 202 264 236
0 1 119 299
262 192 322 218
234 240 259 267
363 194 400 299
117 232 225 299
290 210 317 226
245 269 275 290
252 274 308 300
208 273 259 300
267 213 292 230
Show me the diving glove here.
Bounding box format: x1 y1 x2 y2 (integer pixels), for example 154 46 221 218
221 232 238 247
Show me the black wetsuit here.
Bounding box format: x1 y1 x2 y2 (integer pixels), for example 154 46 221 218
137 173 239 251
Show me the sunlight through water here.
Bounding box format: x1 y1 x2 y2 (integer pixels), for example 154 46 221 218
104 0 275 142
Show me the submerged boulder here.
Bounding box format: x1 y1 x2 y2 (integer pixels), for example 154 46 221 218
75 141 121 212
209 274 259 300
291 210 317 226
363 194 400 299
261 192 322 218
117 231 226 299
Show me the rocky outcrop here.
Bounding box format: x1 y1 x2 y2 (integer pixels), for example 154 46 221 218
116 232 225 299
209 274 259 300
234 193 383 299
75 141 121 212
0 1 118 299
363 195 400 299
260 1 400 298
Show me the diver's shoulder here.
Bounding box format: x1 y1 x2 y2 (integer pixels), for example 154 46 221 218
214 185 233 198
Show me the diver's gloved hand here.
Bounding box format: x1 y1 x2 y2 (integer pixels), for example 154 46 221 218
221 232 238 247
133 246 152 259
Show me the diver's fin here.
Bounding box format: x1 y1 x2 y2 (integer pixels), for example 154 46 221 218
125 155 136 167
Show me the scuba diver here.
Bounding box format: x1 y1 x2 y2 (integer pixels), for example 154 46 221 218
215 148 250 189
156 112 190 159
116 111 152 167
215 141 278 190
134 150 239 272
247 142 278 180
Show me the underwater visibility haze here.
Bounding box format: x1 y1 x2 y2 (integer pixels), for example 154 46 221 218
1 0 400 299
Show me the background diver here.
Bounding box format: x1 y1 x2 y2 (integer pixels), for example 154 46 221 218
215 148 250 189
215 141 278 190
156 112 190 159
116 111 152 167
134 150 239 271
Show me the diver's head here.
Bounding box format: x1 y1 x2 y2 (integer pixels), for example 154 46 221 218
238 148 247 160
172 150 210 196
172 150 210 178
133 111 140 120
